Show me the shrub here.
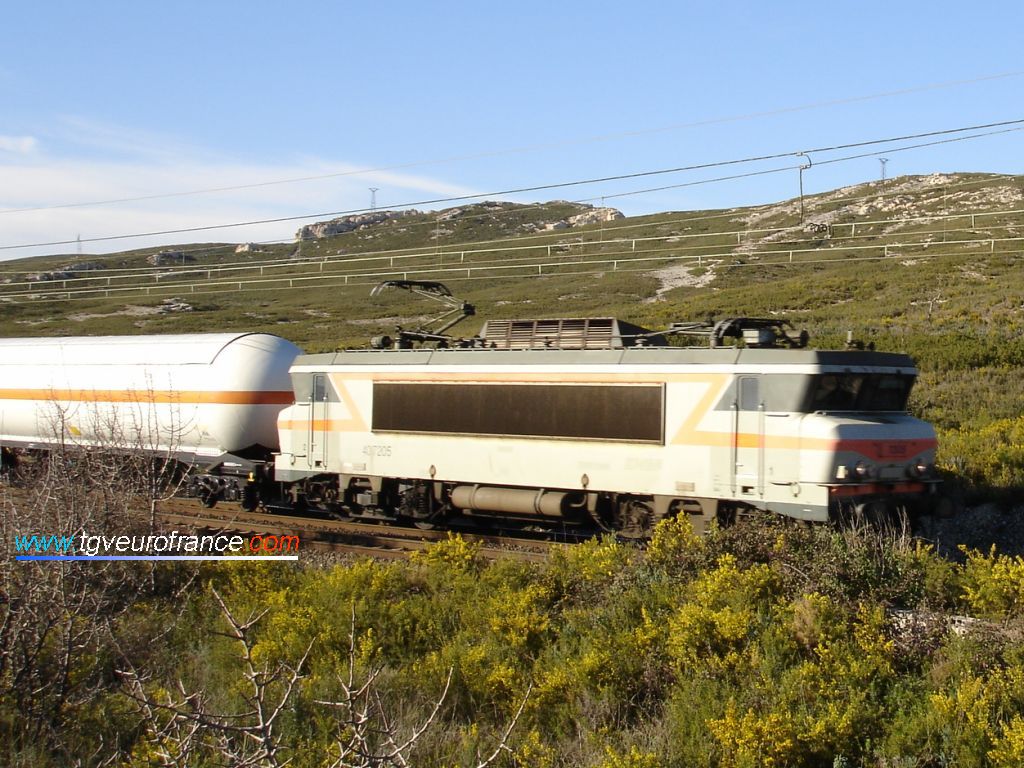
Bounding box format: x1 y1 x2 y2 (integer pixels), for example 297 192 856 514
960 546 1024 618
939 417 1024 490
646 515 708 577
667 554 778 676
708 702 800 768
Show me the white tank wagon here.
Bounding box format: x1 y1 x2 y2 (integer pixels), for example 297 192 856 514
0 333 301 465
271 316 946 534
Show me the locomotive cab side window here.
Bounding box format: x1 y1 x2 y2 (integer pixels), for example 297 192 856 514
312 374 328 402
738 377 761 411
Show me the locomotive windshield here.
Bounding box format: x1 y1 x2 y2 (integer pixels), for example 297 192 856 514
806 373 913 412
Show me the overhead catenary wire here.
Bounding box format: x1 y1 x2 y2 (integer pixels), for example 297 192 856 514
3 159 1018 279
3 118 1024 253
2 171 1020 290
3 70 1021 216
5 212 1022 303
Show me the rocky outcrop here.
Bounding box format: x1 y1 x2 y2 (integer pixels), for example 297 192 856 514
147 251 195 266
567 207 624 226
27 271 75 282
25 261 109 282
157 297 193 314
296 210 420 240
542 206 624 231
295 202 626 241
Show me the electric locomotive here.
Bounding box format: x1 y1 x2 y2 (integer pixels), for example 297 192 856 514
271 282 942 535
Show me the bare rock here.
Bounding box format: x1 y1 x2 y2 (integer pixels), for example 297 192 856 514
566 207 624 227
296 210 420 240
157 297 193 314
147 251 195 266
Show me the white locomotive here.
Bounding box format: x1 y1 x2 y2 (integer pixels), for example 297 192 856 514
271 285 942 534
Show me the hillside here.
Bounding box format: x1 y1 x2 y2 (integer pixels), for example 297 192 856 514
7 175 1024 768
2 172 1024 498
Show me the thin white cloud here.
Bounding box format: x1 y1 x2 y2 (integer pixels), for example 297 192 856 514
0 154 484 261
53 115 222 163
0 135 39 154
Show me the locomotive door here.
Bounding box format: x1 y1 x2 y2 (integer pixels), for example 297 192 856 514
307 374 329 469
732 376 764 497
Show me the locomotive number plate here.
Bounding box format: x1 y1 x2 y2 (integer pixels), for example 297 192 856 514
879 443 908 458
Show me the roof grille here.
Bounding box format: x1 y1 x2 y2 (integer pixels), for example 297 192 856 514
480 318 654 349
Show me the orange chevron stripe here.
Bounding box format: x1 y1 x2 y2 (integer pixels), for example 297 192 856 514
0 388 294 405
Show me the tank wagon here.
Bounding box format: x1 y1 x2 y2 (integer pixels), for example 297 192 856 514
0 333 301 502
272 312 942 535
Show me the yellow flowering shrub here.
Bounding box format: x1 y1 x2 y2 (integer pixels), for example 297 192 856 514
708 701 800 768
595 744 660 768
775 604 893 758
960 545 1024 618
990 714 1024 767
646 514 706 572
788 592 845 651
667 555 777 675
411 532 483 572
485 581 552 655
938 417 1024 488
512 729 558 768
919 663 1024 764
559 535 634 584
526 665 575 717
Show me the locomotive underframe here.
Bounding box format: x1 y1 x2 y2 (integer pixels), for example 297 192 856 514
238 465 940 537
282 469 723 538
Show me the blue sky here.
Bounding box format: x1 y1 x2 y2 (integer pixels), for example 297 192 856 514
2 0 1023 260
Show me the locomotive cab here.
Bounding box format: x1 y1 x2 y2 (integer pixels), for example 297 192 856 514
796 370 939 521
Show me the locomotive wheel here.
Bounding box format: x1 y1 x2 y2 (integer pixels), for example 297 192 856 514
190 476 220 509
617 499 657 539
411 505 448 530
240 485 259 513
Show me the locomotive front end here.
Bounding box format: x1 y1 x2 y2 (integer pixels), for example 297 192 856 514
795 363 942 521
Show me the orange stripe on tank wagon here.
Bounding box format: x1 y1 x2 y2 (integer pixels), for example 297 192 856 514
0 388 294 405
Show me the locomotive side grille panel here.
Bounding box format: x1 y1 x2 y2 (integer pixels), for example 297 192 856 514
372 382 664 443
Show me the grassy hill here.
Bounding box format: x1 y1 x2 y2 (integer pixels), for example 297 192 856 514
3 172 1023 497
8 175 1024 768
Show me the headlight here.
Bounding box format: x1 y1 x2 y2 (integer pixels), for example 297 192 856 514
854 461 875 480
907 460 933 479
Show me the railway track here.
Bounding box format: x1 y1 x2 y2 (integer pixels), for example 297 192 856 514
157 498 580 563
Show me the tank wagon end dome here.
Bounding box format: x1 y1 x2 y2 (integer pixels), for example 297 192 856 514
0 332 296 367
